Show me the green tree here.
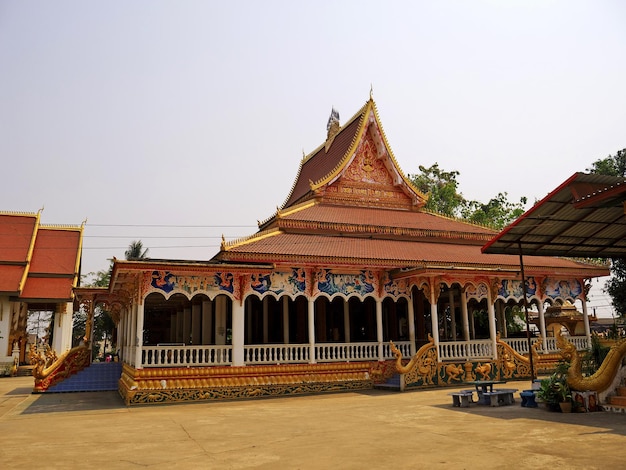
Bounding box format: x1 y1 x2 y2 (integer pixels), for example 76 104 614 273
408 163 465 217
587 148 626 317
125 240 149 260
408 163 528 229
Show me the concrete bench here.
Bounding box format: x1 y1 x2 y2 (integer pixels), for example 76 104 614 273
520 390 538 408
483 388 518 407
449 390 474 408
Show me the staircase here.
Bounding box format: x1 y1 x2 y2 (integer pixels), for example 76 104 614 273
374 374 403 391
46 362 122 393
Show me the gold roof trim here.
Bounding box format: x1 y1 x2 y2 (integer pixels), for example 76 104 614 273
222 227 283 251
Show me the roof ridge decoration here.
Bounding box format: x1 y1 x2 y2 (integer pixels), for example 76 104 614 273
277 101 371 212
18 210 41 293
309 99 427 207
222 227 283 251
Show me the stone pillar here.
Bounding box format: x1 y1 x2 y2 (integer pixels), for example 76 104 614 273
581 298 591 347
537 301 548 353
52 302 73 354
449 289 457 340
134 302 145 369
231 300 245 366
308 298 316 364
461 289 470 341
487 292 497 360
343 300 351 343
215 297 226 346
0 298 10 357
376 298 384 360
407 295 416 356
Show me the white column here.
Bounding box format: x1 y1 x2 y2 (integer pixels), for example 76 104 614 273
0 298 10 357
282 297 289 344
343 300 351 343
191 304 201 345
128 303 137 366
430 302 440 349
407 295 416 356
449 289 457 340
231 300 245 366
376 298 384 360
262 297 269 343
581 299 591 347
52 302 73 353
215 297 226 345
202 300 213 344
487 292 498 359
538 300 548 353
134 302 145 369
308 298 316 364
461 289 470 341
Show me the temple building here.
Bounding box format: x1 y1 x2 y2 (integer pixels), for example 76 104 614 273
50 98 609 403
0 211 83 374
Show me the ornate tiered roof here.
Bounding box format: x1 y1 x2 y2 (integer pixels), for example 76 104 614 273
0 211 83 301
214 98 608 279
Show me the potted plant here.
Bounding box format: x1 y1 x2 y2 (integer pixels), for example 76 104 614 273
537 361 572 412
555 381 572 413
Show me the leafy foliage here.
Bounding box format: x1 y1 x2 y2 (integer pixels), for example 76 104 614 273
125 240 149 260
408 163 528 230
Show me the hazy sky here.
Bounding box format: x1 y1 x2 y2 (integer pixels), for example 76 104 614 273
1 1 623 316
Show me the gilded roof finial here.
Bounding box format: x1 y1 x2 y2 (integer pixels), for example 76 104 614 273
370 84 374 100
325 107 341 151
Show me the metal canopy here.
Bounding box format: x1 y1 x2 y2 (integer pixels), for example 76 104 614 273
482 172 626 258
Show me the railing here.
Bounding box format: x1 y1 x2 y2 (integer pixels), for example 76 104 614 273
501 336 590 355
142 345 232 367
438 340 493 361
244 344 310 364
315 342 379 362
500 338 531 354
382 341 411 359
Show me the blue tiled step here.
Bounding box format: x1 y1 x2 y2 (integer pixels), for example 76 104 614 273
47 362 122 392
374 374 402 391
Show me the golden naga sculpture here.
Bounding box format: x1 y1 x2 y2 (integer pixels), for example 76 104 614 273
29 343 91 392
556 330 626 392
390 335 437 385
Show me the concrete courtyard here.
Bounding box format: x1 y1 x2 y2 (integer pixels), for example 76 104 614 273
0 376 625 469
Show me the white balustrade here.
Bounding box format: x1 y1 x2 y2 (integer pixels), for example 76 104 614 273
315 342 379 362
142 345 232 367
438 340 493 361
382 341 411 359
244 344 310 364
500 338 530 354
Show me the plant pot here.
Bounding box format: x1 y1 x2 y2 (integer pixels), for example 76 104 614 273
559 401 572 413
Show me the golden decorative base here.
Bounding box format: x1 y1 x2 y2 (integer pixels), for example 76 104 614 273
119 362 376 405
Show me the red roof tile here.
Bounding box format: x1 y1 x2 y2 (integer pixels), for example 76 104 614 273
0 213 37 263
279 204 496 236
281 105 365 209
20 277 75 301
221 232 607 275
0 265 26 293
29 228 81 275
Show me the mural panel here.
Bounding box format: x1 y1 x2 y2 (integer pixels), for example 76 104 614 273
249 268 307 296
313 269 377 297
543 278 582 299
150 271 238 297
498 277 537 301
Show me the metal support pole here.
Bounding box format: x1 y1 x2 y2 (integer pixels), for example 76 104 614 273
518 242 536 380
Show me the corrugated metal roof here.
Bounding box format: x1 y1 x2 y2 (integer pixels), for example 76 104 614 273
483 172 626 258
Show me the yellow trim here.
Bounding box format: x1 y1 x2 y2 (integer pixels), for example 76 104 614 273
18 212 40 293
370 100 429 203
223 228 283 251
278 199 317 218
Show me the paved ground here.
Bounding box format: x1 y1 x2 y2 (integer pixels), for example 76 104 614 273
0 377 625 469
